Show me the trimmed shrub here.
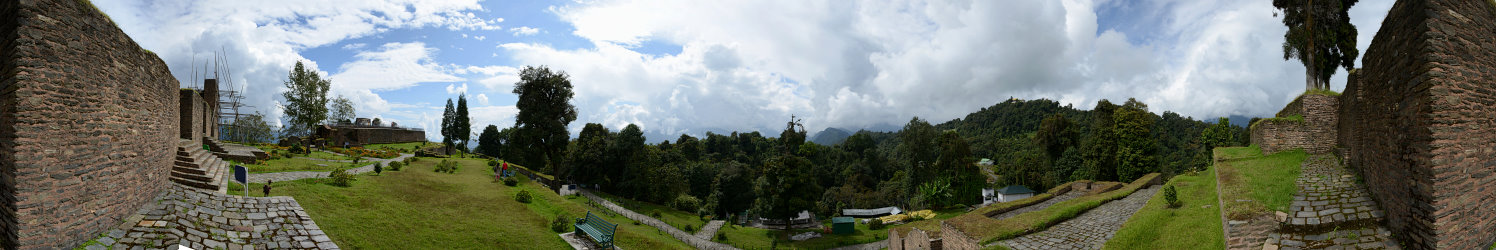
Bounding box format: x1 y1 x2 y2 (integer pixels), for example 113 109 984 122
651 211 662 218
329 168 355 187
716 231 728 241
504 178 518 186
1164 185 1181 208
551 213 570 233
672 195 702 212
516 190 533 203
868 219 885 230
684 224 695 232
388 161 403 171
374 162 383 175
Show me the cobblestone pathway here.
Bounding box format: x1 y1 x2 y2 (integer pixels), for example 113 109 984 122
85 183 335 249
991 190 1086 220
694 220 727 239
1264 155 1398 249
248 154 412 183
994 186 1161 250
579 190 739 250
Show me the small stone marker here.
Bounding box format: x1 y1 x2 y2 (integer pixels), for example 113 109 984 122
233 165 248 197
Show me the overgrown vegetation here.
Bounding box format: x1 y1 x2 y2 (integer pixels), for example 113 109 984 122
328 167 355 187
1106 166 1223 249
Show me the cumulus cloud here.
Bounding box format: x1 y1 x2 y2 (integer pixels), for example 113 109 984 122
510 26 540 36
474 93 490 105
507 0 1393 138
446 83 469 94
330 42 464 91
93 0 500 130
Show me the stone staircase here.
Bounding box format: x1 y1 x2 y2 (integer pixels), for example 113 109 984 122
171 139 230 194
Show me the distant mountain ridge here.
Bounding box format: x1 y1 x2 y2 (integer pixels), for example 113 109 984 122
809 127 852 145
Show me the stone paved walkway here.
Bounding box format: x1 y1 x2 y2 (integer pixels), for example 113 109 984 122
579 190 739 250
86 183 335 249
248 154 412 183
994 186 1161 250
991 190 1085 220
1264 155 1398 250
694 220 727 240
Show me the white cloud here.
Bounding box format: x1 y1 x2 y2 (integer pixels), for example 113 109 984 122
93 0 501 129
510 26 540 36
509 0 1393 138
330 42 464 91
474 93 490 105
446 83 468 94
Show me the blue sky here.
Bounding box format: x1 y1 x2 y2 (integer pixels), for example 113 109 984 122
95 0 1394 142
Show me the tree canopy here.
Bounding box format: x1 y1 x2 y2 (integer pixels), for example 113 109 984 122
1275 0 1360 90
512 66 578 174
280 61 330 137
328 95 355 125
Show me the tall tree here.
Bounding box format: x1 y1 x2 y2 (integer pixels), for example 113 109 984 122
752 155 822 234
476 125 503 157
1275 0 1360 90
441 99 455 154
1113 98 1158 181
281 61 330 137
328 95 355 124
567 123 612 186
1202 117 1239 151
896 117 939 191
513 66 578 173
1033 113 1078 161
456 94 472 153
934 130 983 206
1079 99 1119 181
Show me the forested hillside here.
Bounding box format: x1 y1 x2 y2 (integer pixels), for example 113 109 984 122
478 98 1249 221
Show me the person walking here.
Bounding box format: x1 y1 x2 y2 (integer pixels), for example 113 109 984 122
263 180 273 197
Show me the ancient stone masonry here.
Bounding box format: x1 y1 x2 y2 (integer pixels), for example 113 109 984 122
1251 94 1338 155
315 121 424 148
1 0 180 248
1337 0 1496 249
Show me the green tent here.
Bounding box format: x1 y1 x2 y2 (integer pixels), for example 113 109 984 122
832 217 855 235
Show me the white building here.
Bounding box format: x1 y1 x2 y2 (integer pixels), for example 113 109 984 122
996 185 1036 202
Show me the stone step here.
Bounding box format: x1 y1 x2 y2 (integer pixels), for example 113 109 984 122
169 175 219 190
172 165 206 176
171 170 214 183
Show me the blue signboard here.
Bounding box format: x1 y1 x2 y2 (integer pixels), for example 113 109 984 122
233 165 248 184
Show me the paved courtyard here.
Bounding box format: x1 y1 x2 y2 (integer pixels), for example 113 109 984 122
994 186 1161 250
86 183 335 250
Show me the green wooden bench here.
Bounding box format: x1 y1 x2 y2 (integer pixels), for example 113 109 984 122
574 211 617 249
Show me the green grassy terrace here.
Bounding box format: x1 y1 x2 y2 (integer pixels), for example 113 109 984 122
1105 165 1224 249
1215 145 1304 219
227 157 692 249
230 157 372 174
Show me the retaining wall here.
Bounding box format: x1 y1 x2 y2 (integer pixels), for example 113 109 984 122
0 0 180 248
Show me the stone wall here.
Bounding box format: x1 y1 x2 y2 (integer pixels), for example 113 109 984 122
1337 0 1496 249
1252 94 1338 155
0 0 180 248
940 221 980 250
179 89 204 140
318 125 425 147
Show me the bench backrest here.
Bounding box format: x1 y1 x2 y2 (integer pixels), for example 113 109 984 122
584 211 617 233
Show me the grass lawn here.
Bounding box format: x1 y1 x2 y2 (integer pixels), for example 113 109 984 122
589 191 709 233
1216 146 1305 219
231 157 372 174
227 157 692 249
1104 165 1224 249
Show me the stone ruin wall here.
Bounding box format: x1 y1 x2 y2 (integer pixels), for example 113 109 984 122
1251 94 1338 155
1337 0 1496 249
179 89 204 140
939 221 979 250
0 0 180 248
